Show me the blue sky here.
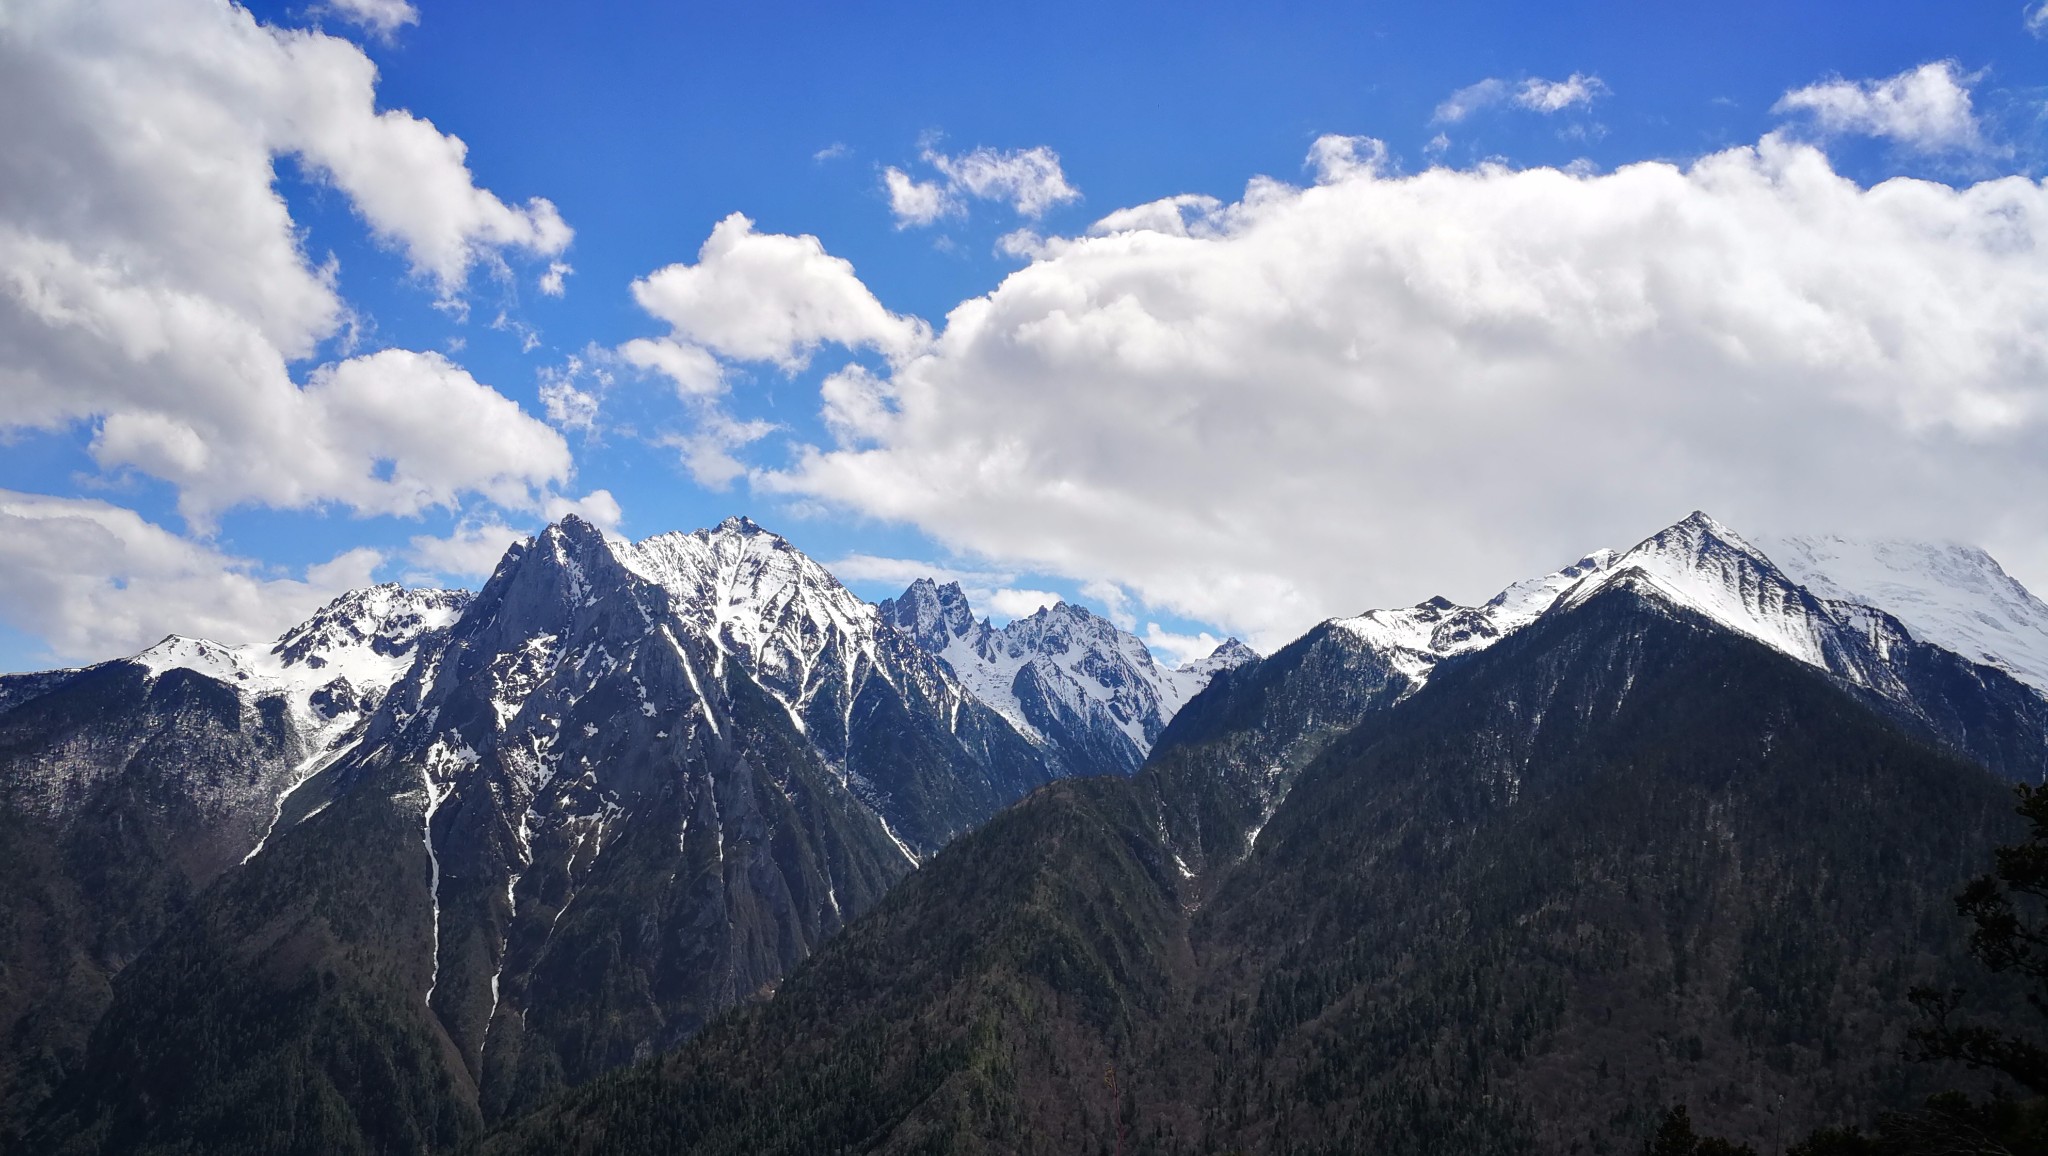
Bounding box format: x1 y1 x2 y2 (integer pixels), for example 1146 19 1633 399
5 0 2048 671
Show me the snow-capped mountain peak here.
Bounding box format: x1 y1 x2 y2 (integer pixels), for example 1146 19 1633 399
878 580 1255 774
1179 638 1259 679
1331 549 1624 684
131 583 471 720
1753 532 2048 695
1556 511 1840 671
615 516 881 667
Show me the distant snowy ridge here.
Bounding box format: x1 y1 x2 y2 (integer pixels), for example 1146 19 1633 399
1333 511 2048 716
132 583 472 751
880 578 1257 774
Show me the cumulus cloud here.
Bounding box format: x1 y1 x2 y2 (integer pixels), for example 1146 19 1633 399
929 146 1080 218
884 167 956 227
1089 195 1224 239
323 0 418 38
1433 73 1606 124
1306 135 1391 183
626 212 928 379
1516 73 1608 114
0 490 383 664
82 348 573 521
2030 2 2048 38
542 488 623 528
658 412 778 490
407 518 525 580
885 143 1081 227
1143 623 1232 670
539 380 600 431
752 126 2048 650
1773 60 1985 153
538 261 572 296
0 0 574 523
985 588 1062 619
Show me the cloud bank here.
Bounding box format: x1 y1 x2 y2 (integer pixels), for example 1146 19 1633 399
0 491 382 661
668 97 2048 649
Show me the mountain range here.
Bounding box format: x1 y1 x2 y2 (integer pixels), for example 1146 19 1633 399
3 510 2045 1153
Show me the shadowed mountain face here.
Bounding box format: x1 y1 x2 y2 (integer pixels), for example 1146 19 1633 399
477 578 2029 1156
10 511 2048 1155
0 584 469 1140
10 517 1088 1153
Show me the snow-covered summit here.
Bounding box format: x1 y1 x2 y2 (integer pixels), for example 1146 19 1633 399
132 583 471 727
1754 533 2048 695
1330 509 2048 719
1555 512 1842 671
1332 551 1620 683
271 583 469 672
878 578 1255 772
1179 638 1259 680
611 515 897 717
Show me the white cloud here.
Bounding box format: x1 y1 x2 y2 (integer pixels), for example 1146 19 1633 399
539 380 599 431
1515 73 1608 114
323 0 418 38
828 554 1015 590
1307 135 1390 183
658 412 778 490
884 166 957 227
1088 195 1224 239
81 348 573 521
927 146 1080 218
538 260 572 297
2030 1 2048 38
619 337 724 396
543 488 623 528
1773 60 1985 154
535 352 609 432
985 588 1062 619
758 130 2048 650
886 144 1081 227
0 490 382 664
1143 623 1229 669
1433 73 1607 124
1433 78 1508 124
407 518 524 580
626 212 928 376
0 0 575 522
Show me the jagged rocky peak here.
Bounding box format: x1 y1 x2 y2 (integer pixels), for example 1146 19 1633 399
880 579 1253 772
127 582 471 715
272 583 472 668
877 578 982 653
1179 637 1258 677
